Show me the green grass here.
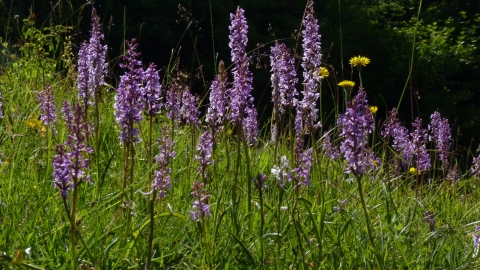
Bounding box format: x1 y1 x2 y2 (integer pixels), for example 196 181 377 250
0 6 480 270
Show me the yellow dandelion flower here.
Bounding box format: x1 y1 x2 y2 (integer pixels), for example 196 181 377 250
338 80 355 88
25 119 43 129
369 106 378 114
409 167 421 175
318 67 329 78
349 56 370 67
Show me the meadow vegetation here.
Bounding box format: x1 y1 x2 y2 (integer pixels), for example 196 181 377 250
1 1 480 269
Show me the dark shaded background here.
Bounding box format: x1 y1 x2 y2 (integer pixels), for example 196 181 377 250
1 0 480 157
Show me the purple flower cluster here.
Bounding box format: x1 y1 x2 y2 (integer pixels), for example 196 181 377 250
143 63 162 116
190 180 211 221
297 0 322 133
244 104 258 145
180 90 200 126
63 102 89 147
165 70 199 126
38 83 57 128
114 39 145 143
381 108 400 138
151 134 175 198
474 226 480 250
270 137 313 188
270 41 298 115
290 134 314 188
301 1 322 81
297 80 321 134
411 118 431 171
206 61 229 134
53 144 72 198
322 132 340 160
195 131 213 180
165 75 183 121
428 111 451 169
53 102 93 198
228 7 251 123
338 88 374 177
294 112 304 137
471 155 480 176
382 108 413 165
382 111 431 171
446 164 461 182
77 8 108 106
293 148 313 187
228 7 258 144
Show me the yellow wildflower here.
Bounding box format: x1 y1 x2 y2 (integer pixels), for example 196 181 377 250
349 56 370 67
409 167 421 175
25 119 43 128
369 106 378 114
338 80 355 88
318 67 329 78
40 125 47 138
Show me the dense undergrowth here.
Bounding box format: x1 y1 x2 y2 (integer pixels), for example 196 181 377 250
1 1 480 269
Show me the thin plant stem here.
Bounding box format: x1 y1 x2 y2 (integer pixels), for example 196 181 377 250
311 135 324 261
148 117 153 188
94 90 101 201
273 113 279 162
145 115 155 269
208 0 217 74
232 125 241 235
288 106 295 163
62 196 93 263
241 129 253 217
258 182 265 264
355 174 385 270
94 90 100 155
223 122 231 173
145 192 157 269
291 187 307 270
170 118 175 194
126 140 135 237
201 216 212 268
121 141 128 207
397 0 423 111
70 177 78 270
276 186 284 267
358 69 363 88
